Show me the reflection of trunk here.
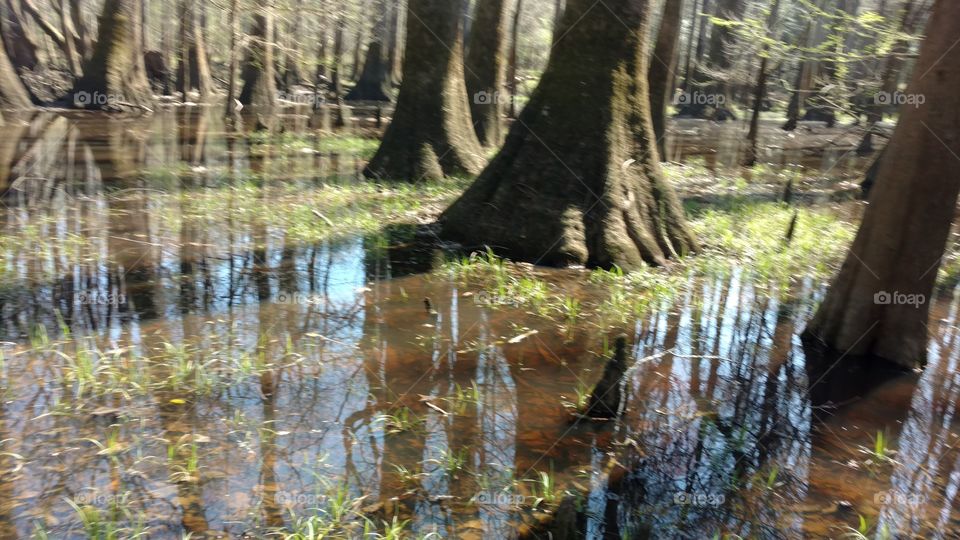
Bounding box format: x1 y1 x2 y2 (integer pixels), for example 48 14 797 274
363 0 484 181
464 0 511 146
442 0 697 270
803 0 960 370
239 3 279 109
72 0 154 111
647 0 684 161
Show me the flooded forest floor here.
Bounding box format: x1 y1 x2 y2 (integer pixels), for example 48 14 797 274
0 108 957 539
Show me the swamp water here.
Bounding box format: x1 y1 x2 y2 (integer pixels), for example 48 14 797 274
0 109 956 539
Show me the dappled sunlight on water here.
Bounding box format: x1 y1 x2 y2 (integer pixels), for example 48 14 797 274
0 110 956 538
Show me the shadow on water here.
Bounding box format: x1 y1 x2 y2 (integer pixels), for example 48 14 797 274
0 109 955 538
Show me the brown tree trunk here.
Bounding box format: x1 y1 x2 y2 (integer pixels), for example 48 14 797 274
224 0 241 115
177 0 215 99
2 0 40 70
386 0 405 85
345 0 393 101
239 1 279 109
743 0 781 167
802 0 960 370
363 0 484 181
441 0 698 270
647 0 683 162
464 0 511 147
679 0 701 91
72 0 154 111
0 39 32 108
506 0 522 118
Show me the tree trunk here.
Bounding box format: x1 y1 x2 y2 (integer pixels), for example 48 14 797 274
441 0 698 270
743 0 781 167
239 1 279 109
464 0 511 147
676 0 743 119
224 0 241 115
802 0 960 370
506 0 522 118
679 0 701 91
386 0 405 85
552 0 564 38
177 0 215 99
0 37 32 108
647 0 683 162
2 0 40 71
345 0 393 101
72 0 154 111
363 0 484 181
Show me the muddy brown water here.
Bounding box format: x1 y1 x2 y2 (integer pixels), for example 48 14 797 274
0 109 955 539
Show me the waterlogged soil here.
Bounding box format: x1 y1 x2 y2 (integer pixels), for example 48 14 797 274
0 109 956 539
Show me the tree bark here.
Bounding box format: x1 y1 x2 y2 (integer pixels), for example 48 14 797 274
224 0 241 115
176 0 215 99
441 0 698 270
71 0 154 111
647 0 683 162
464 0 511 147
363 0 484 181
743 0 781 167
0 38 32 108
239 1 279 109
802 0 960 370
506 0 522 118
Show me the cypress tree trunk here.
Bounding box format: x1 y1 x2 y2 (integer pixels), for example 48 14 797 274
647 0 684 162
239 1 279 109
72 0 154 111
363 0 484 181
176 0 215 99
464 0 511 147
441 0 698 270
743 0 781 167
345 0 392 101
802 0 960 370
0 39 32 109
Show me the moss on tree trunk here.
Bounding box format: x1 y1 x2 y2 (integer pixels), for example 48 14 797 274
71 0 154 111
363 0 484 181
465 0 511 147
441 0 698 270
803 0 960 370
